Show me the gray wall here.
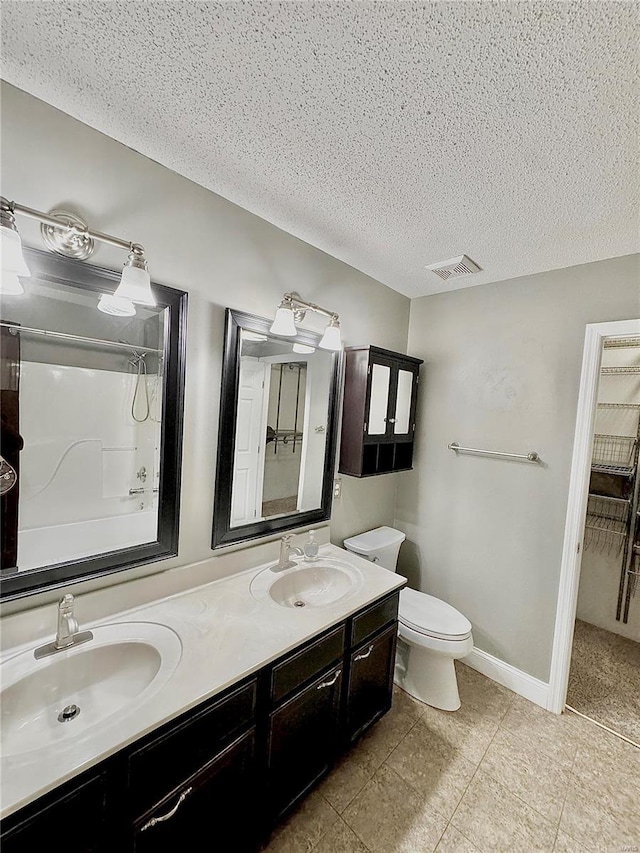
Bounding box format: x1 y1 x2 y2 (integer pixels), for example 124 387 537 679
395 255 639 681
1 82 409 604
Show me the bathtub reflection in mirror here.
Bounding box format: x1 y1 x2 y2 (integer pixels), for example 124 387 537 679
0 248 187 600
212 309 341 548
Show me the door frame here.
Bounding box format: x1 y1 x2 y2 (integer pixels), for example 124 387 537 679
548 318 640 714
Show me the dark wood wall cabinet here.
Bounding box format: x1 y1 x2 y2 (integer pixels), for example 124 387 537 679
0 591 400 853
339 345 423 477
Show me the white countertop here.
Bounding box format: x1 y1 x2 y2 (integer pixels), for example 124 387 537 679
0 544 405 819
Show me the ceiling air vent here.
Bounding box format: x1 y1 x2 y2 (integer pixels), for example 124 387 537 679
426 254 482 282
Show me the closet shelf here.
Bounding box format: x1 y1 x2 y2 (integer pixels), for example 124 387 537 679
584 517 627 537
604 338 640 349
587 494 630 523
592 434 636 469
591 463 635 477
601 366 640 375
597 402 640 410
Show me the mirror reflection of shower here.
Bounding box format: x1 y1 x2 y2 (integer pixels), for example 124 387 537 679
0 275 167 573
263 362 307 518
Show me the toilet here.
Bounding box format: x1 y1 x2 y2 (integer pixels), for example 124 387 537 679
343 526 473 711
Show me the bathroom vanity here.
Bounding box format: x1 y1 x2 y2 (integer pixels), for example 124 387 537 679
0 546 404 852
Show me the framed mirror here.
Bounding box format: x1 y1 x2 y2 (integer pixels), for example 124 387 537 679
212 309 341 548
0 247 187 600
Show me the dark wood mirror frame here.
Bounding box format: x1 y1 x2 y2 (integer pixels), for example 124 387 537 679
212 308 341 549
0 247 187 601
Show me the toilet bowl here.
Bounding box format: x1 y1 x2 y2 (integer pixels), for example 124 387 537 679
343 526 473 711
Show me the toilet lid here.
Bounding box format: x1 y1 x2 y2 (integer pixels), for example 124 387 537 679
399 588 472 640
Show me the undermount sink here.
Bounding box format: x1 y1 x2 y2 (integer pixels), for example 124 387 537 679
0 622 182 758
250 558 363 609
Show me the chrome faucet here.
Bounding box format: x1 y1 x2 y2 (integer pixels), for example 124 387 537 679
55 594 79 649
273 534 304 572
34 594 94 659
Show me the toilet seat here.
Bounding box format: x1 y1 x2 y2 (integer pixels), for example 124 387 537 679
399 588 472 641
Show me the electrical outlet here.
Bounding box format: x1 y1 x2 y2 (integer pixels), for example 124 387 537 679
333 478 342 499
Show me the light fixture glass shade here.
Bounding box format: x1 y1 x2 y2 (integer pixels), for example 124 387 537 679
114 263 155 306
97 293 136 317
292 343 315 354
318 320 342 351
269 304 297 336
1 227 31 277
0 271 25 296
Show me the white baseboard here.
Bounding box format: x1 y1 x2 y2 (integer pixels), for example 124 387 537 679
463 647 550 710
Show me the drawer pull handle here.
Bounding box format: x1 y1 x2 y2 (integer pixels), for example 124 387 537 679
317 670 341 690
354 644 375 661
140 786 193 832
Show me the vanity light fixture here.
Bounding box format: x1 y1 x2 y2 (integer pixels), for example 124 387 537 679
97 293 137 317
292 343 316 354
0 196 155 312
318 316 342 351
0 201 30 295
270 300 298 336
269 291 342 351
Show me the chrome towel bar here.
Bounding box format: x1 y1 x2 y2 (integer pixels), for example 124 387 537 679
448 442 540 463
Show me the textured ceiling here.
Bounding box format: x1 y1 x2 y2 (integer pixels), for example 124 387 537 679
1 1 638 297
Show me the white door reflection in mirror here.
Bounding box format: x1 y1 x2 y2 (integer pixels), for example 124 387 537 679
230 329 332 528
394 369 413 434
231 360 267 526
368 363 390 434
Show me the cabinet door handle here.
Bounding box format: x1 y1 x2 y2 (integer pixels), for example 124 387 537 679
317 670 341 690
385 418 396 424
354 644 374 662
140 786 193 832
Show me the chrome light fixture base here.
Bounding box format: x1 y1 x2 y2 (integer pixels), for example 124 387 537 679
41 210 95 261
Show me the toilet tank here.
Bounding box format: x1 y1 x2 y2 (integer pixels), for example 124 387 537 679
343 526 406 571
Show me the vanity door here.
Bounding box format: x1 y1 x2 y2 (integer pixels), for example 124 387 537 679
267 663 343 819
0 772 108 853
132 730 257 853
345 623 397 743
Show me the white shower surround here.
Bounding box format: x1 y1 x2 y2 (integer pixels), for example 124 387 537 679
17 362 161 569
18 510 158 572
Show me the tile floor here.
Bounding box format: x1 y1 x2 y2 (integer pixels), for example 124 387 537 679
567 619 640 745
262 661 640 853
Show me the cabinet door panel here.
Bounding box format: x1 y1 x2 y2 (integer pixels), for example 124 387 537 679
394 369 414 434
346 624 397 743
267 665 342 818
127 679 256 815
133 730 258 853
367 363 391 435
1 773 107 853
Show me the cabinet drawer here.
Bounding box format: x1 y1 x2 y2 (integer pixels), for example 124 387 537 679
128 679 256 816
133 729 257 853
270 625 345 705
350 592 399 648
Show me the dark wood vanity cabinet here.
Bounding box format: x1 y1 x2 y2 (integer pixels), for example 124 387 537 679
267 663 343 819
345 623 397 743
127 680 259 852
132 730 258 853
339 345 423 477
0 772 108 853
1 591 400 853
